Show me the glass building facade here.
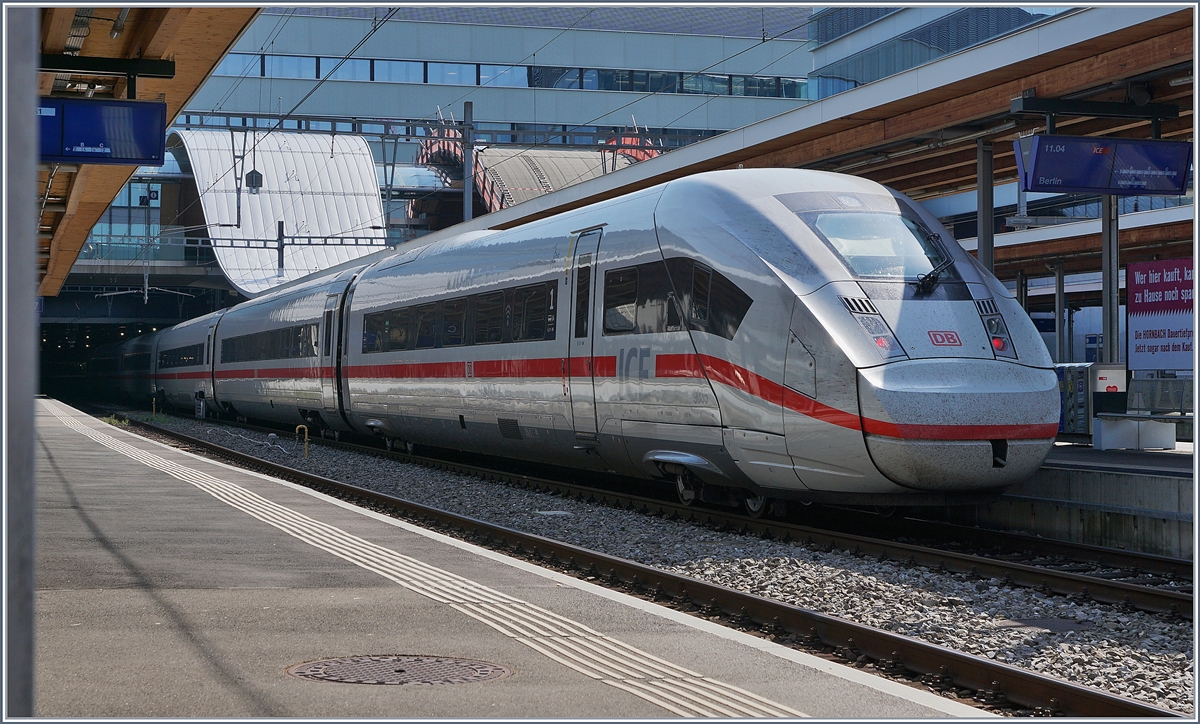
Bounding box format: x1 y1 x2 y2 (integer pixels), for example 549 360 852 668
809 7 1070 99
214 53 808 100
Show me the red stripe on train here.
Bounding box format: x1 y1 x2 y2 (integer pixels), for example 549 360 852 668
197 352 1054 442
154 370 210 381
694 353 1052 440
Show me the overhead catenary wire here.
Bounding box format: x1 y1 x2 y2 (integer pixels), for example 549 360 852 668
91 8 395 287
332 12 818 238
119 10 817 282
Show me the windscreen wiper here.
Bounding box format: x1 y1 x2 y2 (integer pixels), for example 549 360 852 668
914 257 954 295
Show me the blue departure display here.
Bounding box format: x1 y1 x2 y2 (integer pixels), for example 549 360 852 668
38 97 167 166
1014 135 1192 195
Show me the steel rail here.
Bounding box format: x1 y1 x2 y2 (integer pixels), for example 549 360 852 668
874 516 1192 580
130 411 1193 620
120 416 1183 717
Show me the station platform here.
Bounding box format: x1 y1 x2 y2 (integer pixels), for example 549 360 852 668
945 442 1194 560
33 399 981 718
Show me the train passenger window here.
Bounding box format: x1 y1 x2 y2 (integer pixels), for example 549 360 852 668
635 261 681 334
299 324 318 358
512 284 547 341
706 272 754 341
663 257 753 342
691 265 712 323
574 255 592 339
414 304 438 349
388 307 412 351
442 299 467 346
158 343 204 368
473 292 504 344
362 312 388 353
667 294 682 331
603 268 638 334
323 311 334 356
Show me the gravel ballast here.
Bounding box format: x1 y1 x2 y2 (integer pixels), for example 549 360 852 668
123 413 1195 714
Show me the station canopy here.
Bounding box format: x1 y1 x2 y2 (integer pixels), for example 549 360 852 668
168 130 388 296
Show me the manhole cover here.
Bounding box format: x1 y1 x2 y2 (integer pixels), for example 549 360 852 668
286 656 511 685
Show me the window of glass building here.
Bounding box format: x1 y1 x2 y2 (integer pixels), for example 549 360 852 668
375 60 424 83
732 76 779 97
596 69 631 92
480 65 528 87
809 7 1069 99
214 53 261 77
681 73 730 95
647 71 681 93
428 62 476 85
322 58 370 81
264 55 317 79
530 67 580 89
779 78 807 99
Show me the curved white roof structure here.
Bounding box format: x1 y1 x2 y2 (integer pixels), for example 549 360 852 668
168 129 387 296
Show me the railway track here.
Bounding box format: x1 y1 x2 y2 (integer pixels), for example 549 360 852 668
122 409 1192 621
115 412 1182 717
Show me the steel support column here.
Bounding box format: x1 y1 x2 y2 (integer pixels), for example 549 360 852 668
1101 195 1120 363
277 220 285 276
6 7 39 717
1016 271 1028 310
976 139 994 272
463 101 474 222
1054 262 1066 363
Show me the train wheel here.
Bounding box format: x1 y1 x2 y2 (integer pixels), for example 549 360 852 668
743 494 769 518
384 437 394 451
676 472 697 506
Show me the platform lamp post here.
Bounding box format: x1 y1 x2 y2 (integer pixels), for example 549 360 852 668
1100 195 1120 364
976 139 994 272
462 102 474 222
6 7 38 717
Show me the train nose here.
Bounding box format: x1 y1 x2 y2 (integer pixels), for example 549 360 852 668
856 359 1059 491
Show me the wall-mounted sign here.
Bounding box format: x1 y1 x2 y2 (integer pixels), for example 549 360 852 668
1127 257 1193 371
39 97 166 166
1013 135 1192 196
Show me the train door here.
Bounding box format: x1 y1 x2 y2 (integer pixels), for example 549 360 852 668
567 229 602 439
320 293 340 419
203 323 216 405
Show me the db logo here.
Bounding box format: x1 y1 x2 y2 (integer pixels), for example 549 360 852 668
928 330 962 346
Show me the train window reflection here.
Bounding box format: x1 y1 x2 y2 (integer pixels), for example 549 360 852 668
513 285 547 341
414 304 438 348
692 265 712 323
810 212 949 280
574 260 592 339
159 343 204 369
442 299 467 346
388 308 412 351
223 324 320 363
603 268 638 334
473 292 505 344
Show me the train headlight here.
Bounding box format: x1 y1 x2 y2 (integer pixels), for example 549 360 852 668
852 312 907 360
981 314 1017 359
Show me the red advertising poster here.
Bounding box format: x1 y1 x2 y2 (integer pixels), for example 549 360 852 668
1127 258 1194 371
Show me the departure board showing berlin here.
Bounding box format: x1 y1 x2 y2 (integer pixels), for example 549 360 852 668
1014 135 1192 196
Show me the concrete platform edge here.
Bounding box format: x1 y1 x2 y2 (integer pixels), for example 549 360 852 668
101 416 990 718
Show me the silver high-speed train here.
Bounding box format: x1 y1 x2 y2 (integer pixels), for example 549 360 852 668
96 169 1060 512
